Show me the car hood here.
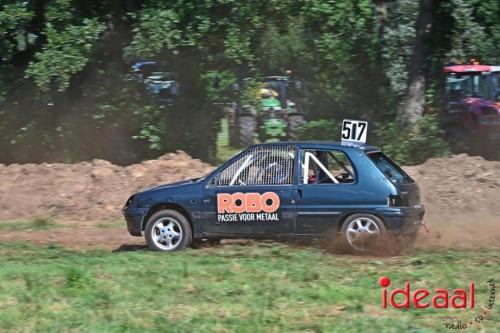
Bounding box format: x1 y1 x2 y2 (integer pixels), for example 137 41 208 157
138 178 203 194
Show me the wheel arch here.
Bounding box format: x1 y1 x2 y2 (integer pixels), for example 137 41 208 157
336 212 388 233
142 202 193 232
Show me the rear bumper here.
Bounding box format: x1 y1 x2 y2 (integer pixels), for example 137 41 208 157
123 208 148 237
375 205 425 235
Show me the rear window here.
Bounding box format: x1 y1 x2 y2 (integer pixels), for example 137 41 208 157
368 152 413 184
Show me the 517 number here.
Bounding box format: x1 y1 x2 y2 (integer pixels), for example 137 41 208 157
341 120 368 143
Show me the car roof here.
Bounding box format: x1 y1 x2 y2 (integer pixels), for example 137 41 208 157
132 61 157 68
249 141 381 153
443 65 494 73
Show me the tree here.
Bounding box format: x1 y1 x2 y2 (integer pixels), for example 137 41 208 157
397 0 435 128
0 0 498 164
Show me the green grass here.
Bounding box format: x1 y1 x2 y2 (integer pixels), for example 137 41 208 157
95 220 125 229
0 242 498 333
0 217 59 231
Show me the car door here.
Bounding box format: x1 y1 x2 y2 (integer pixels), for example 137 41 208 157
294 147 358 235
203 145 298 235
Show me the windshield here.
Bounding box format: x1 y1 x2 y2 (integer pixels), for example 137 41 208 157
368 152 413 185
261 80 286 103
446 73 489 99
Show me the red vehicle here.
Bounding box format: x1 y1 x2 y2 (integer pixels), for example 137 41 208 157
443 64 500 157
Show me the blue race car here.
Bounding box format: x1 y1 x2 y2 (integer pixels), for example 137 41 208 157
123 142 425 253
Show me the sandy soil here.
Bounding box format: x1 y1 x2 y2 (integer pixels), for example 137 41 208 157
0 152 498 251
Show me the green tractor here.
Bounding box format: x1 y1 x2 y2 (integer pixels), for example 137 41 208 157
228 76 308 147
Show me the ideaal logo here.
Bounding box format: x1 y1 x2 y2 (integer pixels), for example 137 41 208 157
379 276 496 330
217 192 280 222
379 276 475 309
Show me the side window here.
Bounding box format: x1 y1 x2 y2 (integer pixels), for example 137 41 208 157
477 75 490 99
215 146 295 186
367 152 413 184
301 149 355 184
493 74 500 90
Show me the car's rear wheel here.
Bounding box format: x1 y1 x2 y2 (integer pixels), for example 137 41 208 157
145 209 192 252
340 214 387 253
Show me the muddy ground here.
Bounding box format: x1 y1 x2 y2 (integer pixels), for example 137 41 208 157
0 152 498 251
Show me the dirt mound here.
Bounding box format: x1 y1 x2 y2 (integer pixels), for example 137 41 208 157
0 151 212 221
405 154 500 215
404 154 500 249
0 152 498 250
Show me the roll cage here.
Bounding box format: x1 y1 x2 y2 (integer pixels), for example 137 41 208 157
209 143 361 187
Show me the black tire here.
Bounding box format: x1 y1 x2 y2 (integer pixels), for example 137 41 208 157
287 114 305 140
145 209 192 252
236 115 256 147
340 214 388 254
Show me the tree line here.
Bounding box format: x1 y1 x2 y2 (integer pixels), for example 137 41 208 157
0 0 499 164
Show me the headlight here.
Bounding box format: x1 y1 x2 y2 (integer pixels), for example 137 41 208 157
123 195 136 211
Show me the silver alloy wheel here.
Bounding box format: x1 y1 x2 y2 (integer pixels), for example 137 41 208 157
346 217 381 251
151 217 183 251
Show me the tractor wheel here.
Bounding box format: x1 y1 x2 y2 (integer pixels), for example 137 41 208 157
287 114 305 140
236 115 256 147
447 127 471 154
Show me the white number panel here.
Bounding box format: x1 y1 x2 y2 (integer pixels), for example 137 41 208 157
341 119 368 143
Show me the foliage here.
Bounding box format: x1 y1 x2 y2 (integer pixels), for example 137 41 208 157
297 119 341 142
296 115 449 166
374 114 450 165
0 0 499 164
26 19 105 91
201 70 237 104
446 0 500 64
239 78 262 110
381 0 419 98
0 3 34 62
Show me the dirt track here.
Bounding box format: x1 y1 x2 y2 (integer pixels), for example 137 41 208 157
0 152 498 250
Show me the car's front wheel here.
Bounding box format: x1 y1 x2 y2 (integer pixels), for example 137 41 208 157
145 209 192 252
340 214 387 253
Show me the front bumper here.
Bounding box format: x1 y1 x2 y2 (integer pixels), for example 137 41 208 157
123 206 148 237
375 205 425 235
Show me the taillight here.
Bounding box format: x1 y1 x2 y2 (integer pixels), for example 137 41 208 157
388 194 409 207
